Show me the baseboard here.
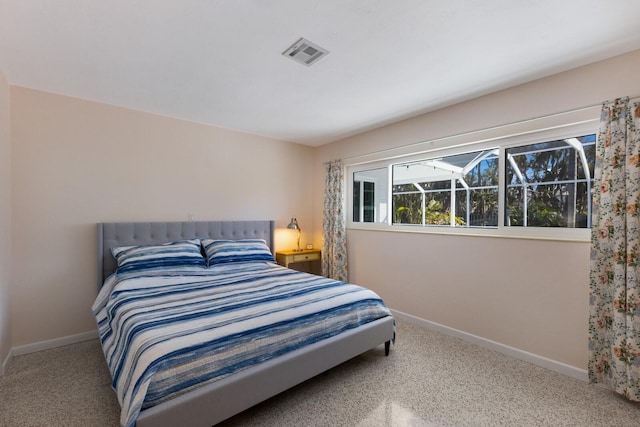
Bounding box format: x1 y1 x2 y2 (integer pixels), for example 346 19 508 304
8 315 588 381
1 348 12 376
11 330 98 357
391 309 588 382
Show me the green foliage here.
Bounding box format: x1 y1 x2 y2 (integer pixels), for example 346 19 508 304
392 137 593 228
394 198 465 226
424 199 465 225
507 203 566 227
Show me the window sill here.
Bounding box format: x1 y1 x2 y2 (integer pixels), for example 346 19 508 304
347 222 591 243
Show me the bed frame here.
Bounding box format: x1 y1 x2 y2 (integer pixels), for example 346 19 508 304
97 220 394 427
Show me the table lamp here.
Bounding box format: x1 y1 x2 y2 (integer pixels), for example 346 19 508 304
287 218 302 252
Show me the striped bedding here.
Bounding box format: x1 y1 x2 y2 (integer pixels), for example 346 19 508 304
92 261 393 427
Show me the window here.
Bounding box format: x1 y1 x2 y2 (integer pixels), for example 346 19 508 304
352 168 388 223
347 118 598 240
392 149 499 227
353 180 375 222
505 135 595 228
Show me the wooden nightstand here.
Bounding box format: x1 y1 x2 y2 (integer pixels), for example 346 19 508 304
276 249 321 272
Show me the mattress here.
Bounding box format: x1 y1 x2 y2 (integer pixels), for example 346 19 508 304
93 261 393 427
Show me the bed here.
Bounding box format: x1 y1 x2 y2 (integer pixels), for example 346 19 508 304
94 220 394 427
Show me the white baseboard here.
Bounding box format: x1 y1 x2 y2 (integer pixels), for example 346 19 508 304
1 348 12 376
6 314 588 382
391 309 588 382
11 330 98 357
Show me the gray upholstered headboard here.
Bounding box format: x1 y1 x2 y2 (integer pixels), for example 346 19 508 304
97 220 276 288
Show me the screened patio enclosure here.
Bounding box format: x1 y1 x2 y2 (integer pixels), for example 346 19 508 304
352 135 595 228
392 149 500 227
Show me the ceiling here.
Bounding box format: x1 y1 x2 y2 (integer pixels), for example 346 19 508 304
1 1 639 146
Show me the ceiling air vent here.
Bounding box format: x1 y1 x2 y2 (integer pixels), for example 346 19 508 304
282 37 329 66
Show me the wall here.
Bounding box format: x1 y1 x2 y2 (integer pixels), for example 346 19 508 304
10 87 315 347
0 71 11 373
314 49 640 370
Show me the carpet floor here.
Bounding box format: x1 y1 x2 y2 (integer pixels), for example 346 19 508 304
1 318 638 426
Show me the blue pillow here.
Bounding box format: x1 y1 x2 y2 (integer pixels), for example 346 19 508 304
202 239 275 266
111 239 206 273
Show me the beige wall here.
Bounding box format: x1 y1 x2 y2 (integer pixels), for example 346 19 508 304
0 70 11 372
10 87 315 346
7 49 640 371
314 49 640 369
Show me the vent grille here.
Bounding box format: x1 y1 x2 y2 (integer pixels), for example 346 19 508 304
282 37 329 66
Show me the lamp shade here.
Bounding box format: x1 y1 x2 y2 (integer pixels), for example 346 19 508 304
287 218 300 230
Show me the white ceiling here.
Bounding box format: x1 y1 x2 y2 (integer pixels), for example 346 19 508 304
1 1 639 146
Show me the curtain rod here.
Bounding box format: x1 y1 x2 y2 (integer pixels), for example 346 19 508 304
340 102 606 162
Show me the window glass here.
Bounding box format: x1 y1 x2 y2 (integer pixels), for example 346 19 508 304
352 168 388 223
363 181 375 222
505 134 595 228
391 149 499 227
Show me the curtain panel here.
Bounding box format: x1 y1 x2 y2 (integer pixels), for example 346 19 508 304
322 159 348 281
589 96 640 401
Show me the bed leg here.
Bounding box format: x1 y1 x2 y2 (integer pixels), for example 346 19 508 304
385 341 390 356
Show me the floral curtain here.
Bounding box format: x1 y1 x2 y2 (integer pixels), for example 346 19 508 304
589 96 640 401
322 159 348 281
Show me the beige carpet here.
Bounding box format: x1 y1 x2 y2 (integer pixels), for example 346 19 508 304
1 318 638 426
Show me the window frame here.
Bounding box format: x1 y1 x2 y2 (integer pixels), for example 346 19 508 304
345 110 599 242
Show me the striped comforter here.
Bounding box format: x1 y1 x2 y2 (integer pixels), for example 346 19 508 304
92 262 392 427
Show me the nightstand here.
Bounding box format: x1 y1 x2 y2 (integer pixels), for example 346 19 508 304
276 249 321 273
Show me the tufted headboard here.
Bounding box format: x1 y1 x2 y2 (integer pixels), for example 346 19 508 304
97 220 276 288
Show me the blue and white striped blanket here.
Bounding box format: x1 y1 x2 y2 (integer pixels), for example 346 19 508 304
92 262 392 427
